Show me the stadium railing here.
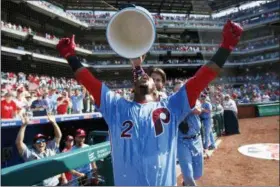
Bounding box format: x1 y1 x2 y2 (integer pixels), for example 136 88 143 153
1 45 279 69
90 15 279 31
256 102 280 117
1 112 102 128
2 24 279 60
24 0 88 28
238 101 279 118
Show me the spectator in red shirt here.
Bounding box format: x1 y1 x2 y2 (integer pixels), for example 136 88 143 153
61 135 74 182
57 91 71 115
1 92 18 119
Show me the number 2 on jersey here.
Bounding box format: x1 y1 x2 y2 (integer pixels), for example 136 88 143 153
121 120 134 138
120 108 171 138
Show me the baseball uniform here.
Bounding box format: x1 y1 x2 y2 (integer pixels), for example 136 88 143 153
200 102 215 149
99 84 191 186
177 104 203 186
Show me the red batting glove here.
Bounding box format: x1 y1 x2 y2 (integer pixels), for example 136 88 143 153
220 20 243 51
56 35 76 59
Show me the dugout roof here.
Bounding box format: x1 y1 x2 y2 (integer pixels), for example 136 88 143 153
47 0 249 14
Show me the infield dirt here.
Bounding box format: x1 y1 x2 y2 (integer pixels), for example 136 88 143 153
177 116 280 186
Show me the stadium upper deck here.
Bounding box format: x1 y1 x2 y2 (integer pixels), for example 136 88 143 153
1 0 279 78
46 0 249 14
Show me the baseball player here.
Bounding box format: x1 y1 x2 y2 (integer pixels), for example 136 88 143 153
56 20 243 186
200 94 216 156
131 65 204 186
173 81 204 186
131 57 167 100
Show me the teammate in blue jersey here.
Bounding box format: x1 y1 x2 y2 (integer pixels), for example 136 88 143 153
200 94 216 156
56 20 243 186
175 81 204 186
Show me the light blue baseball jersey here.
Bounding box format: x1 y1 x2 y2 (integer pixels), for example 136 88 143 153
200 102 212 119
177 112 204 186
178 113 201 138
99 83 191 186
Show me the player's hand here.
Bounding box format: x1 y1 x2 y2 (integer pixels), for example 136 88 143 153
77 172 85 178
56 35 76 59
192 108 201 115
130 54 146 67
47 113 56 124
60 177 68 185
220 20 243 51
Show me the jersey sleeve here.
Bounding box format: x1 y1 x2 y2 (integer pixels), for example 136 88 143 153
186 66 217 107
167 84 191 124
97 83 122 127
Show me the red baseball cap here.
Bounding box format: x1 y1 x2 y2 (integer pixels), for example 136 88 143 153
75 129 86 137
33 133 47 143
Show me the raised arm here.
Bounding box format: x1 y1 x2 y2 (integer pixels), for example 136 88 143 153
56 35 102 107
186 20 243 107
47 113 62 145
131 55 146 83
15 114 29 155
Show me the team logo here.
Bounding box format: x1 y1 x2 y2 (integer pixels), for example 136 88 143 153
152 108 171 137
238 143 279 161
88 151 96 162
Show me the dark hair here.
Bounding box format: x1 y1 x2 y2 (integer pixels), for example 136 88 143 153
149 68 166 83
174 81 183 86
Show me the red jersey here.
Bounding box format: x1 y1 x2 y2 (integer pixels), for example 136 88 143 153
62 147 72 181
57 97 69 114
1 100 17 119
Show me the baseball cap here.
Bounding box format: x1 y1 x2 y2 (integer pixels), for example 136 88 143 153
33 133 47 143
65 135 74 141
75 129 86 137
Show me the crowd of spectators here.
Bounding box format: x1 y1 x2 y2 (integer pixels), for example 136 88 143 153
2 18 278 62
93 36 279 53
85 10 279 28
93 50 279 66
28 1 86 25
1 72 95 120
1 21 91 51
221 0 278 20
1 19 279 68
164 72 280 105
229 51 279 64
68 1 278 28
1 70 279 120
